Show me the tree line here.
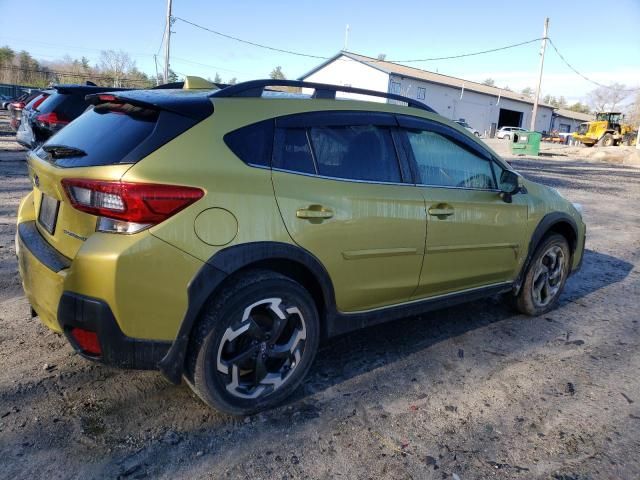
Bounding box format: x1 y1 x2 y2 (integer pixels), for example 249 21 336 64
0 46 158 88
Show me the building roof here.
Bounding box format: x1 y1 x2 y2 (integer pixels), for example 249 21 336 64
554 108 593 122
300 51 555 108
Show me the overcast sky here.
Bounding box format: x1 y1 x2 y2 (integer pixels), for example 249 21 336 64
1 0 639 103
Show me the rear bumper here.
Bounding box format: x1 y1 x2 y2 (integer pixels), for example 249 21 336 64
17 221 173 370
17 221 68 332
16 211 201 370
58 292 170 369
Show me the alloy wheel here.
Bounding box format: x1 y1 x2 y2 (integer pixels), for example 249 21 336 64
216 298 307 399
531 245 566 307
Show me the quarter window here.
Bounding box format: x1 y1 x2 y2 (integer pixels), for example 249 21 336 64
406 130 496 189
308 125 402 183
224 120 274 167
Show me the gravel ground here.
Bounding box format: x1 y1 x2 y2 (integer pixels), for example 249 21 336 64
1 110 639 480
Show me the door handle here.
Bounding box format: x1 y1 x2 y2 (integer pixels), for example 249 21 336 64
296 205 334 220
428 204 454 217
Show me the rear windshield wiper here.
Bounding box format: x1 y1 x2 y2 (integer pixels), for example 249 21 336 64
42 144 87 159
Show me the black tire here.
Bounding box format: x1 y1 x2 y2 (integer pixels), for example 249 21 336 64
504 134 511 141
600 133 614 147
186 270 320 416
515 234 571 316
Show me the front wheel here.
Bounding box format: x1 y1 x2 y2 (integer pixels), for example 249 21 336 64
515 234 571 316
600 133 615 147
186 270 320 415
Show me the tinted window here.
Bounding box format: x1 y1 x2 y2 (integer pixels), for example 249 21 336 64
37 93 90 119
406 130 496 189
308 125 401 182
224 120 273 167
40 104 157 167
273 128 315 174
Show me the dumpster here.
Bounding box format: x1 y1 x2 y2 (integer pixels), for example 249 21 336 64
511 131 541 156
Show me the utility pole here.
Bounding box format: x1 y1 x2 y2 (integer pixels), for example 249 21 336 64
530 17 549 131
343 24 350 51
163 0 173 84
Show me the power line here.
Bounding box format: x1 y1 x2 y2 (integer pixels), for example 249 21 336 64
547 38 640 92
173 16 328 59
156 19 167 56
171 56 248 74
174 15 543 64
380 38 543 63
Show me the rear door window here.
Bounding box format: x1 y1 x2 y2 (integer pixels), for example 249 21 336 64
308 125 402 183
273 128 315 174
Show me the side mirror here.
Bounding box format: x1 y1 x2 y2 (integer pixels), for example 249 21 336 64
499 170 521 203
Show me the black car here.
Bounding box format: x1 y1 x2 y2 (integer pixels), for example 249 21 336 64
16 84 130 148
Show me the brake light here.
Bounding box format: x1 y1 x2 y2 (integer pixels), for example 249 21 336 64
36 112 69 129
98 94 117 102
70 327 101 356
61 179 204 233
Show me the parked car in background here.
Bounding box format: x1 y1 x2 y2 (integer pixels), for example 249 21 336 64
9 91 43 132
454 119 480 136
16 84 131 148
496 126 527 140
15 91 53 146
0 94 14 109
3 93 25 110
16 78 585 415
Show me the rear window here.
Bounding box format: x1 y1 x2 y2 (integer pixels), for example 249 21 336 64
39 103 158 168
37 93 91 120
25 93 48 109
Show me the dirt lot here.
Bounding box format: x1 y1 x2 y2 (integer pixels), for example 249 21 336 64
1 110 639 480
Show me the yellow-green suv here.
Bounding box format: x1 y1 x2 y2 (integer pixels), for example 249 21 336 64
16 79 586 415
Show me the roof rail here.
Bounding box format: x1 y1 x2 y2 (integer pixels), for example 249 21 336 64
210 79 437 113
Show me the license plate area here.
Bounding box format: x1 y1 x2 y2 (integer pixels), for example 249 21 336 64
38 193 60 235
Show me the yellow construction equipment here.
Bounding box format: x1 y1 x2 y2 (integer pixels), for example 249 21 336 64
572 112 638 147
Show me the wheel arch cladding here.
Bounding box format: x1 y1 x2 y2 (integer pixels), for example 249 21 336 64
514 212 579 294
158 241 336 384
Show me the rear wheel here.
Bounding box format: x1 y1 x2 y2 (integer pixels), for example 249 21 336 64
186 270 319 416
504 134 511 141
515 234 570 316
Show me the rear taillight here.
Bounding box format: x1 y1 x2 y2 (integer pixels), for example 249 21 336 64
36 112 69 129
61 179 204 234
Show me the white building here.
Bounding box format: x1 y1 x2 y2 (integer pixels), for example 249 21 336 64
300 51 590 135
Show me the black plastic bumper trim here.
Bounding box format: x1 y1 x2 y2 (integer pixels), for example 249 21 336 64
57 292 170 370
18 221 71 272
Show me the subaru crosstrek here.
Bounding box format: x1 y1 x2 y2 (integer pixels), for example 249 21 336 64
16 78 586 415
